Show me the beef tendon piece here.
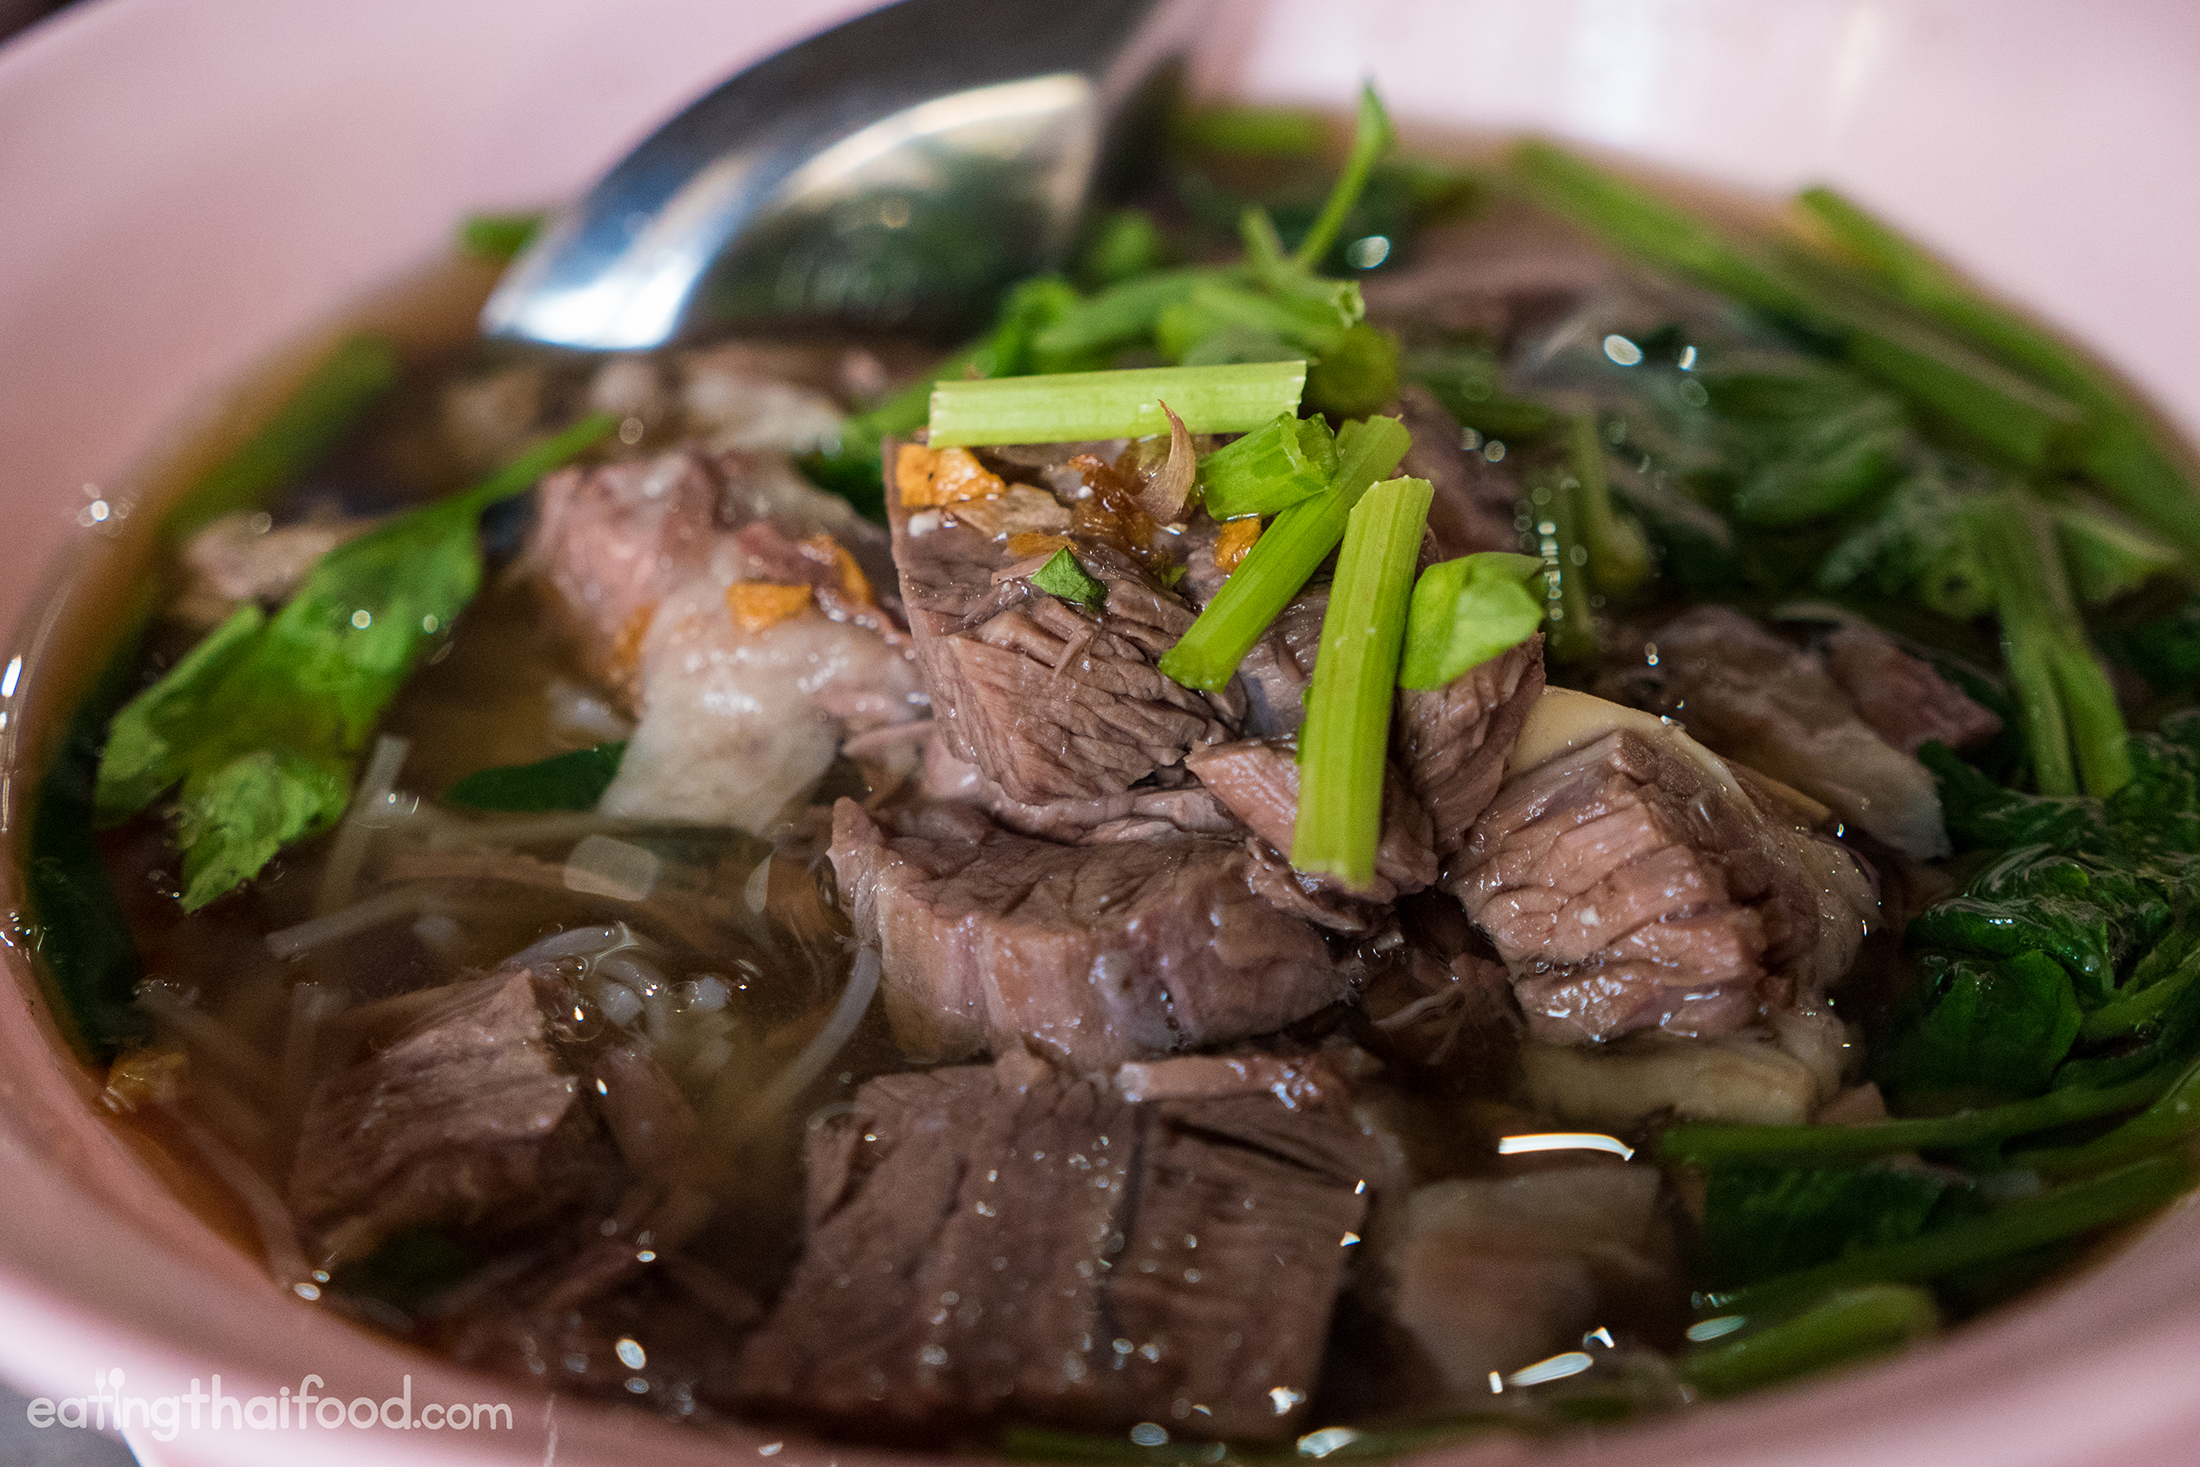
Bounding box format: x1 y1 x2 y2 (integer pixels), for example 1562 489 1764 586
829 801 1343 1071
1379 1166 1675 1401
289 970 598 1263
1452 689 1878 1045
1394 633 1546 855
735 1052 1377 1439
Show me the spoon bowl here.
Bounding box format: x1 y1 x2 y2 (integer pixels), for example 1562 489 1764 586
482 0 1205 350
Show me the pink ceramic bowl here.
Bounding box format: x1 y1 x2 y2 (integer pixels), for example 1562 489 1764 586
2 2 2198 1464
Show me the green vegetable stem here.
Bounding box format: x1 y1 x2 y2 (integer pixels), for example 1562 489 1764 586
1159 416 1412 692
1292 475 1433 889
927 362 1307 446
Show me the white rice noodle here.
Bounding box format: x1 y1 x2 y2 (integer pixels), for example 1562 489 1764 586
503 922 630 971
545 678 635 745
749 945 881 1122
278 982 349 1120
313 734 412 917
266 882 446 961
169 1113 314 1294
137 987 279 1100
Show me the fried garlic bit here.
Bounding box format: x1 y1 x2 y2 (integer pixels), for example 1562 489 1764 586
1214 516 1263 573
727 581 814 633
802 531 875 605
896 443 1004 508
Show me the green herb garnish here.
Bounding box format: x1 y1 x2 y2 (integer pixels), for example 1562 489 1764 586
927 362 1306 447
443 741 628 813
1398 552 1543 689
97 413 618 908
1029 547 1108 611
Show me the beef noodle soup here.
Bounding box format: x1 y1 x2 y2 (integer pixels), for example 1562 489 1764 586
16 99 2200 1454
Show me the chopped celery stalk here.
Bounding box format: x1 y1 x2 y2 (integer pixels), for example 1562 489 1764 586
1027 267 1225 362
927 362 1306 447
1399 552 1544 689
165 334 402 538
1681 1285 1939 1398
1798 185 2200 567
1531 469 1600 666
2017 1049 2200 1178
1029 547 1107 610
1970 492 2133 798
1564 412 1651 595
1171 101 1329 159
1292 475 1434 889
1199 413 1338 519
2052 501 2183 605
1293 85 1396 269
456 211 544 262
1702 1155 2195 1313
1516 142 2084 471
1658 1069 2169 1168
1159 416 1413 691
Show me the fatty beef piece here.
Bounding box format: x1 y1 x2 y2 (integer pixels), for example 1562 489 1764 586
521 447 924 833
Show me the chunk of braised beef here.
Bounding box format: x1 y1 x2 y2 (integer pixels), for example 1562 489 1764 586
1397 383 1529 560
915 733 1238 844
1451 701 1876 1044
735 1051 1376 1439
888 451 1239 803
828 800 1343 1071
1377 1166 1677 1403
1394 633 1546 856
289 971 604 1263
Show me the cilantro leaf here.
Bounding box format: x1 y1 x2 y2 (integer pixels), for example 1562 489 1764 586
96 414 616 909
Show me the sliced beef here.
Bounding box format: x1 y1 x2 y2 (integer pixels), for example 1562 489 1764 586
289 970 600 1262
828 800 1343 1071
1397 383 1528 560
1452 690 1878 1044
1378 1166 1675 1401
1601 607 1950 857
916 735 1238 844
1394 633 1546 855
1823 622 2004 755
735 1052 1377 1438
888 444 1237 803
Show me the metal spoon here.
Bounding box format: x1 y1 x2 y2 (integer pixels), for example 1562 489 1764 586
482 0 1205 351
